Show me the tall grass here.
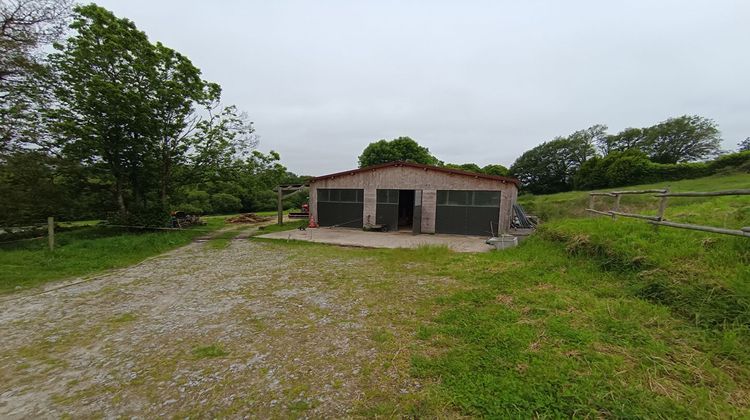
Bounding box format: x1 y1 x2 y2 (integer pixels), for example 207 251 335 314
405 172 750 417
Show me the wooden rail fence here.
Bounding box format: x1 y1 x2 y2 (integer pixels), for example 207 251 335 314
586 188 750 238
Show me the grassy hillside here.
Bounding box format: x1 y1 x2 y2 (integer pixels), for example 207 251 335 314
518 172 750 223
516 173 750 327
405 172 750 417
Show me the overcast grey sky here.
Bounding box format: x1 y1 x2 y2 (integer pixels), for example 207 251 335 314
95 0 749 175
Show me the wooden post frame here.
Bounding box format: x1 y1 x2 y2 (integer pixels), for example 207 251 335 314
657 189 669 221
648 220 750 238
275 183 309 226
585 187 749 239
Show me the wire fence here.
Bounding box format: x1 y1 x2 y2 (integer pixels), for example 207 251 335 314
0 219 225 248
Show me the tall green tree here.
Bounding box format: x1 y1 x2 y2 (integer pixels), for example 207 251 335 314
646 115 721 164
509 125 605 194
444 163 482 173
598 127 648 155
47 4 216 218
738 137 750 152
481 164 509 177
1 0 70 152
151 44 220 205
565 124 606 165
443 163 509 176
358 136 440 167
509 137 577 194
186 105 257 185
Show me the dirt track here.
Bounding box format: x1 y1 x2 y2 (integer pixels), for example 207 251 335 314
0 237 455 417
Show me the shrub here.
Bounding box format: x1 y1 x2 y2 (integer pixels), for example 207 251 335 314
210 193 242 214
107 204 170 227
646 161 711 182
175 190 212 214
573 156 608 190
574 150 651 190
606 152 651 186
574 150 714 191
708 151 750 173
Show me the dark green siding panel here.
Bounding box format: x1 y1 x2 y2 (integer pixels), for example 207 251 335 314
466 207 500 236
317 202 363 227
376 189 399 231
435 190 501 235
376 203 398 231
435 206 468 234
317 188 364 228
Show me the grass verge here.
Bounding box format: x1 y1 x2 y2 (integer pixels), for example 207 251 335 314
403 235 750 417
405 172 750 417
0 217 226 293
252 219 307 236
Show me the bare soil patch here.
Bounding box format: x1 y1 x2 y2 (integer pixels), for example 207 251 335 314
226 213 273 224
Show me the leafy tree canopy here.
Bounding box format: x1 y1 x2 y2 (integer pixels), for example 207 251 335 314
738 137 750 152
358 136 440 167
481 164 510 176
598 127 649 155
646 115 721 164
510 137 577 194
510 125 604 194
0 4 304 225
443 163 509 177
47 4 219 217
598 115 721 164
1 0 70 152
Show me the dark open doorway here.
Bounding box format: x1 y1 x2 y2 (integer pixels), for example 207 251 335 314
398 190 415 230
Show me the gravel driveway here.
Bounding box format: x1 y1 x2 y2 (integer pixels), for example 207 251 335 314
0 237 457 418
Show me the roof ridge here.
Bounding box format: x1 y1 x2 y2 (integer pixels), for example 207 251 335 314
310 161 520 185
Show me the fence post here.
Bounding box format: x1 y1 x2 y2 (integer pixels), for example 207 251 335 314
657 189 668 221
47 216 55 251
277 187 284 225
612 194 621 220
653 189 668 232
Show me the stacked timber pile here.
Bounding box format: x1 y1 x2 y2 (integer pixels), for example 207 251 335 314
226 213 272 224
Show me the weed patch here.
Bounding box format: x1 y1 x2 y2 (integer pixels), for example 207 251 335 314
191 344 228 359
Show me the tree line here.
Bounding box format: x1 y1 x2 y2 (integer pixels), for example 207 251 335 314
358 123 749 196
510 117 749 194
358 136 510 176
0 2 305 226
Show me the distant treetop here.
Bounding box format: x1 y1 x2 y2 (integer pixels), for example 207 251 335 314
357 136 440 168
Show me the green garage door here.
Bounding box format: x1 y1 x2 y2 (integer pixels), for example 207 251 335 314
317 189 364 228
435 190 500 235
376 189 399 231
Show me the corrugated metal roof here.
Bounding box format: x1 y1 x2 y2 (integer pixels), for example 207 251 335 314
310 161 520 186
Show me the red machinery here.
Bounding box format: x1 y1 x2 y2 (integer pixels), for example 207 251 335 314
288 203 310 219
